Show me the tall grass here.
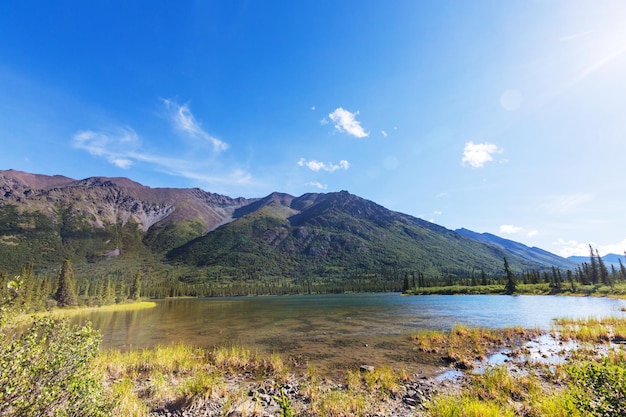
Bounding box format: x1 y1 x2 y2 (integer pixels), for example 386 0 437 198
411 324 539 367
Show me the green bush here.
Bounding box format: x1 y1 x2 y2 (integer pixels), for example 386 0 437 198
0 316 112 416
568 355 626 417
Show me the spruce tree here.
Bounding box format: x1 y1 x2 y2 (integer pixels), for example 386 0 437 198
589 244 600 284
131 270 142 300
402 272 410 292
503 257 517 295
596 249 611 286
619 258 626 282
54 259 77 307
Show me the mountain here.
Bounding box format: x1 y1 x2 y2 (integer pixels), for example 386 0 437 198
0 169 253 269
568 253 626 270
0 169 566 290
455 228 576 270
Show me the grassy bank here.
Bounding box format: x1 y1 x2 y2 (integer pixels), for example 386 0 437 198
4 295 626 416
96 343 410 416
18 300 158 322
406 282 626 298
91 316 626 416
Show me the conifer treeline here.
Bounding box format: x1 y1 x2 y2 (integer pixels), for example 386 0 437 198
404 245 626 294
2 245 624 311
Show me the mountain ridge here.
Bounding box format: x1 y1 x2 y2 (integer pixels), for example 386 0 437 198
0 169 570 286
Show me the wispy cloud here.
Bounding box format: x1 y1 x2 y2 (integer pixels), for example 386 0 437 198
544 193 593 214
381 130 388 137
328 107 368 138
298 158 349 173
306 181 328 190
462 141 503 168
72 99 253 191
73 127 140 169
161 98 228 152
558 30 594 42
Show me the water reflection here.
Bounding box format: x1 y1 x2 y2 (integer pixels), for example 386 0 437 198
73 294 626 375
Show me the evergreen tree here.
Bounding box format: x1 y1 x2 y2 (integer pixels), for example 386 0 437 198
596 249 611 286
566 269 576 292
619 258 626 282
402 272 410 292
480 269 488 286
589 245 600 284
503 257 516 295
54 259 77 307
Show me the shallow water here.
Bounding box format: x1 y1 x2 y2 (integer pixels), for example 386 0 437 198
74 293 626 375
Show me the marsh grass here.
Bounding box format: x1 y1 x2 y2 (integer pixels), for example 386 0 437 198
427 365 575 417
411 324 540 368
427 395 516 417
24 301 158 322
427 317 626 417
96 342 293 416
553 316 626 343
314 389 370 417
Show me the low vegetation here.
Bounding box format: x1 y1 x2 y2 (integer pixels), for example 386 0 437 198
411 324 541 369
424 316 626 417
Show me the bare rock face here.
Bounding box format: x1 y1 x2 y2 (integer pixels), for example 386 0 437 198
0 169 253 232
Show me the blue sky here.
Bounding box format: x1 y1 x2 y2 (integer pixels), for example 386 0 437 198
1 1 626 257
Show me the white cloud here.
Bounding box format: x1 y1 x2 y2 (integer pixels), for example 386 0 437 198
306 181 328 190
298 158 349 173
597 239 626 257
462 141 503 168
328 107 368 138
434 210 443 215
161 98 228 152
499 224 523 234
526 230 539 237
551 238 626 258
381 130 388 137
553 238 593 257
111 158 133 169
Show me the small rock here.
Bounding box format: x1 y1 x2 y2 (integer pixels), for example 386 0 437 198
360 365 375 372
404 397 418 406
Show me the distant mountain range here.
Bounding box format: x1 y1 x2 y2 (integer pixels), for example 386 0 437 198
0 169 579 287
567 253 626 270
455 228 576 270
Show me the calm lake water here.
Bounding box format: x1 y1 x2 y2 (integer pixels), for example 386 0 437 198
76 293 626 375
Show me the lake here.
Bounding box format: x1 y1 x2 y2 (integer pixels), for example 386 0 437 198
76 293 626 376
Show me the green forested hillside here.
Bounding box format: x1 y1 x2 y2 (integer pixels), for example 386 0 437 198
0 169 570 296
167 191 540 291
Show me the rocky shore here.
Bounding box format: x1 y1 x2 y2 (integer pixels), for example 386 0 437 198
149 370 459 417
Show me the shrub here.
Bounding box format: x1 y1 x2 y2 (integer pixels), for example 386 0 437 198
568 355 626 417
0 316 112 416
